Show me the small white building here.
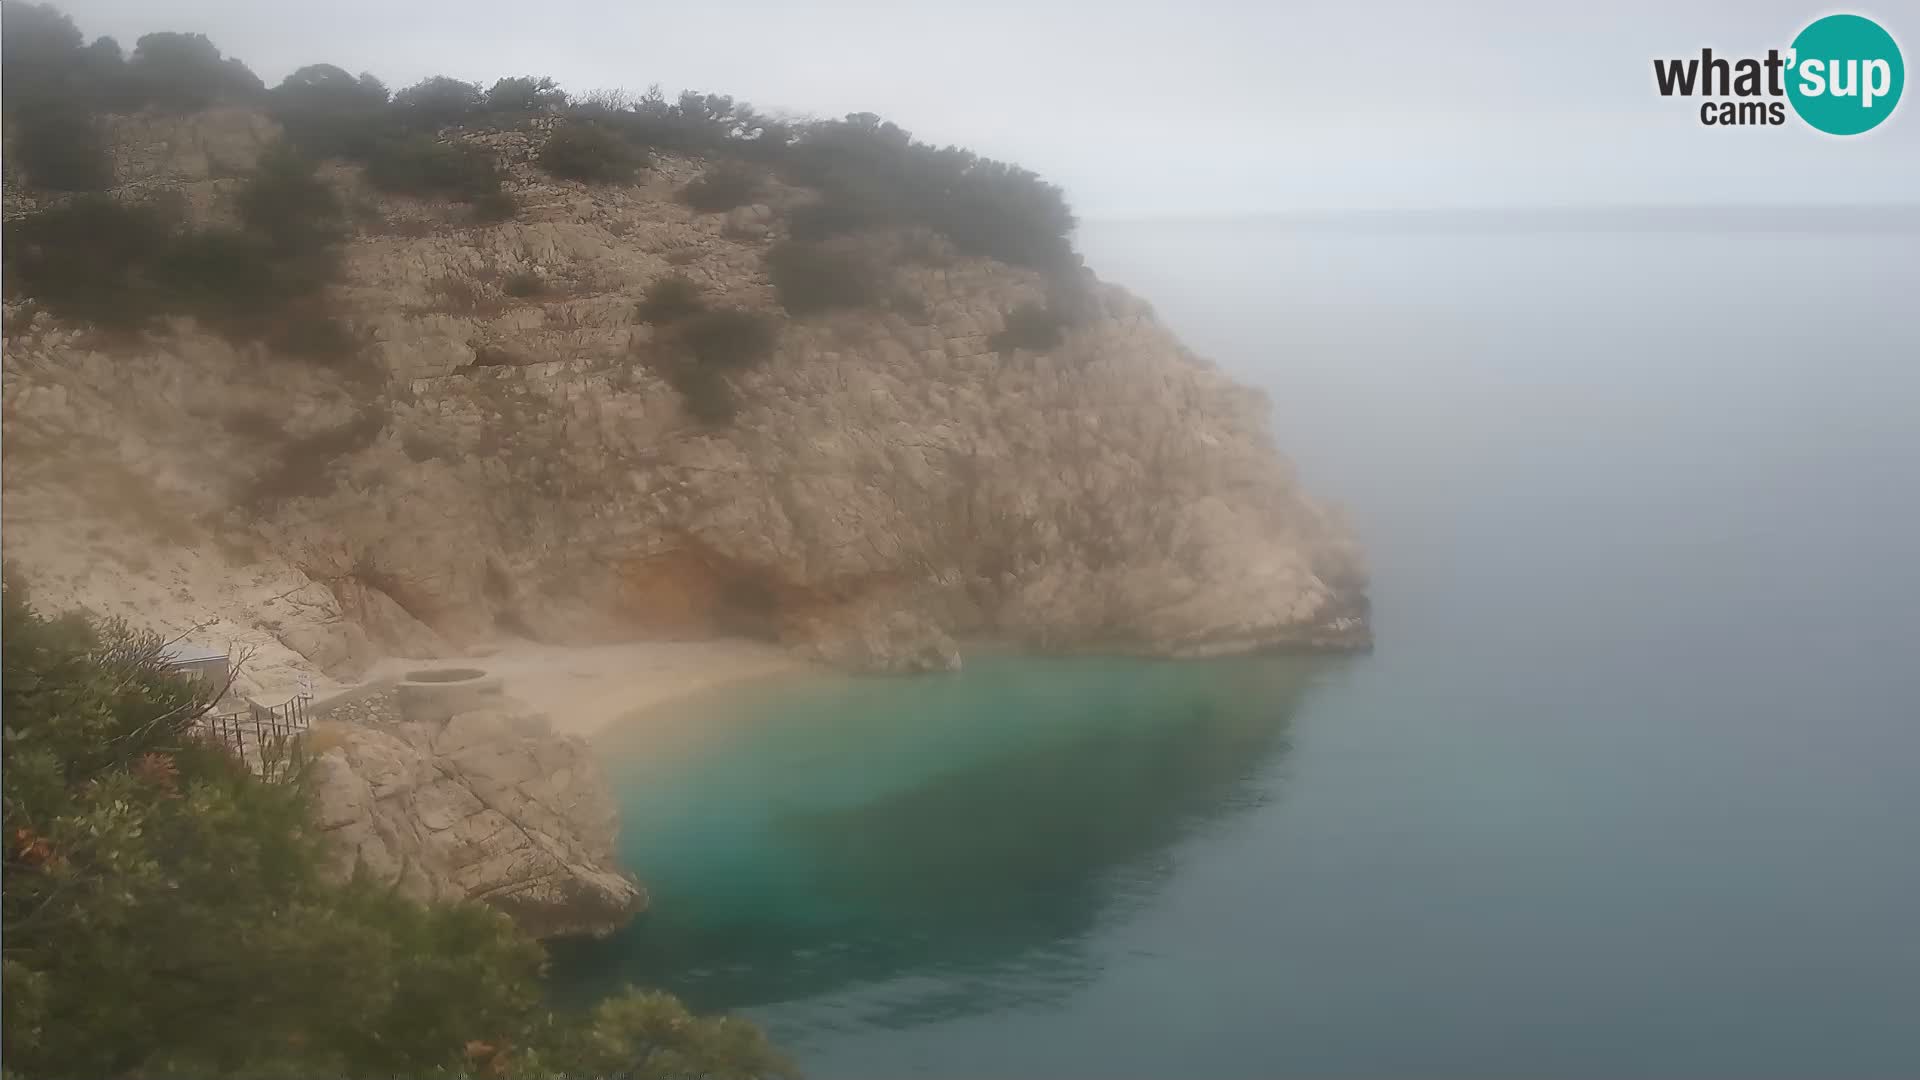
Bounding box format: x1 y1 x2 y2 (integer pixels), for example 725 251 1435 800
158 641 229 687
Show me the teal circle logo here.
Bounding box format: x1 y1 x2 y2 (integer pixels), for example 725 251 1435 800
1786 14 1904 135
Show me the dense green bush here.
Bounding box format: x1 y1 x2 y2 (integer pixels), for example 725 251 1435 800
2 1 1085 333
485 75 566 114
0 2 85 109
936 158 1079 270
269 63 393 160
765 240 882 315
264 309 364 364
636 282 773 425
653 308 776 422
537 121 646 183
174 147 344 327
2 197 177 327
608 89 739 154
990 302 1066 352
782 113 1076 271
238 143 345 252
1 7 259 120
784 196 883 244
637 273 704 324
0 11 1053 279
679 308 778 370
245 408 388 506
363 136 505 202
0 577 798 1080
666 365 739 426
889 290 931 319
9 105 115 191
3 149 348 343
574 88 794 165
126 31 262 111
392 74 483 130
0 7 192 192
74 36 145 112
681 162 759 213
149 226 286 321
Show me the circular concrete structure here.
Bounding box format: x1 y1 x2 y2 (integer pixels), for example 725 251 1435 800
394 666 505 724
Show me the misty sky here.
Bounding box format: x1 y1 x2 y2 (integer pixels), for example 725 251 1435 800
44 0 1920 217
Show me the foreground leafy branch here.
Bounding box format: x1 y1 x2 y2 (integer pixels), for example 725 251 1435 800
0 574 796 1080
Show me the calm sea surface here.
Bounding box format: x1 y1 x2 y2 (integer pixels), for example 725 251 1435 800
554 217 1920 1078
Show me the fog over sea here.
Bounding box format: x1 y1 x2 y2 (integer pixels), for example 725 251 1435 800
553 210 1920 1079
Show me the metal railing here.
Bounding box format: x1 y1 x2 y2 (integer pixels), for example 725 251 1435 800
198 695 312 779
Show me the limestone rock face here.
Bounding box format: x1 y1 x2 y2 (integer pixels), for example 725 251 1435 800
307 693 645 939
1 109 1371 688
104 106 279 189
788 595 964 674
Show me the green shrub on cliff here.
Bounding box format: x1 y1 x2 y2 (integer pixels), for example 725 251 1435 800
392 74 483 130
990 302 1066 353
505 990 796 1080
1 196 177 327
1 3 116 191
243 406 388 507
681 162 760 213
538 120 647 184
268 63 394 160
486 74 567 114
781 113 1076 271
0 2 86 107
765 240 882 315
2 0 1083 336
637 273 705 324
0 575 797 1080
363 136 506 203
238 143 346 253
503 270 545 297
598 88 752 155
2 147 346 340
0 573 506 1078
668 365 741 426
679 308 778 370
8 104 115 191
470 187 520 224
0 5 260 122
124 30 263 111
648 308 777 427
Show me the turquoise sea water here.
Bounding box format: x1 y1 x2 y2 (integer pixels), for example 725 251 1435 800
554 219 1920 1078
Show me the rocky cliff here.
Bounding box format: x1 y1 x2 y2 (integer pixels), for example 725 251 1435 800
1 108 1369 695
308 674 644 939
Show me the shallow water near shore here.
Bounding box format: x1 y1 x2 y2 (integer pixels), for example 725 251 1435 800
553 217 1920 1078
559 651 1334 1011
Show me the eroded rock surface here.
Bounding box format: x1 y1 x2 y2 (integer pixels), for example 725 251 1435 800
307 691 644 939
1 109 1370 687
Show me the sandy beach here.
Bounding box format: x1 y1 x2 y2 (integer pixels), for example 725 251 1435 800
363 637 817 740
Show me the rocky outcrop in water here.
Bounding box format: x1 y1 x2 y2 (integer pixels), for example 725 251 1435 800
1 108 1369 691
306 675 644 938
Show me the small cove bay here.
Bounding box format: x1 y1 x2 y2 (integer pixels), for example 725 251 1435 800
552 214 1920 1079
